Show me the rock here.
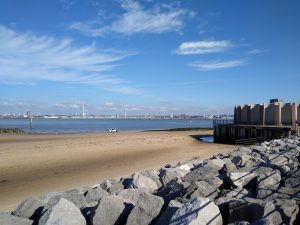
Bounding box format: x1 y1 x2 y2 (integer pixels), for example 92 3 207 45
118 189 145 205
40 198 85 225
222 187 253 199
256 188 276 200
140 169 162 189
108 182 124 194
156 178 190 204
127 172 159 192
228 222 250 225
229 171 256 188
176 164 191 171
206 158 226 170
85 186 109 203
176 157 203 170
272 199 299 225
0 212 33 225
251 218 274 225
220 161 238 174
46 192 87 209
274 187 300 202
182 166 224 188
93 195 133 225
267 155 291 167
179 180 219 202
228 199 282 225
126 192 164 225
232 155 251 167
159 168 189 186
155 200 183 225
100 178 118 191
169 197 223 225
13 197 45 221
282 176 300 188
256 168 281 190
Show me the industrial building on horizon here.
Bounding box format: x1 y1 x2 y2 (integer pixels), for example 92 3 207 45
214 99 300 144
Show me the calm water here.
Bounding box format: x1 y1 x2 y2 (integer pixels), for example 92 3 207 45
0 119 213 133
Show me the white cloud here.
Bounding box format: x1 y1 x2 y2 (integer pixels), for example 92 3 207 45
0 25 140 94
70 0 192 36
175 40 233 55
246 48 264 55
189 59 246 71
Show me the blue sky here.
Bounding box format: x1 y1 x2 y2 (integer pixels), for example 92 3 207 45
0 0 299 115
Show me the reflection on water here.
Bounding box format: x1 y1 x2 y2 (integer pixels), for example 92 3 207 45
200 136 214 143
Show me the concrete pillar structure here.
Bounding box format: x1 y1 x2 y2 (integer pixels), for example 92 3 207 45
235 105 242 124
275 103 281 126
265 104 275 125
247 105 252 124
260 104 266 125
297 104 300 125
241 105 248 124
281 103 292 125
250 104 261 125
291 103 297 130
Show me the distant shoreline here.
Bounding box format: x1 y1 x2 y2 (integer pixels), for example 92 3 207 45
0 127 213 135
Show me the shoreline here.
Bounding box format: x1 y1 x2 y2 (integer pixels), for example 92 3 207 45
0 127 213 135
0 130 233 212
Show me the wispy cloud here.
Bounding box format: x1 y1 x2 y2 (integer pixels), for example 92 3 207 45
189 59 246 71
175 40 233 55
0 25 140 94
246 48 264 55
70 0 193 36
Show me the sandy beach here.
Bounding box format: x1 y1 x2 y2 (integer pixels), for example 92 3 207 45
0 130 235 212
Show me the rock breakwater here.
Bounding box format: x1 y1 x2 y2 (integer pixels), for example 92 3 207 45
1 136 300 225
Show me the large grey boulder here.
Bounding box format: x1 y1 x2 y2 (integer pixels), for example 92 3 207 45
179 180 219 202
272 199 299 225
169 197 223 225
206 158 226 170
256 168 281 190
126 192 164 225
175 157 203 170
156 178 190 204
182 166 224 188
159 168 189 186
40 198 85 225
99 178 118 191
228 171 256 188
0 212 33 225
140 169 162 189
118 189 145 205
127 172 159 192
46 192 87 209
85 186 108 203
228 199 282 225
222 187 253 199
251 218 274 225
93 195 133 225
232 155 251 167
13 197 45 220
108 182 124 194
155 200 183 225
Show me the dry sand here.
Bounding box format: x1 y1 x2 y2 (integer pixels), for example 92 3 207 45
0 130 235 212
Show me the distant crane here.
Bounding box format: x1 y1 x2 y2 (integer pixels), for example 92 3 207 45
82 104 85 118
27 111 33 130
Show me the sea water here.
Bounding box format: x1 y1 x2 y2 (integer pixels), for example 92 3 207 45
0 118 213 134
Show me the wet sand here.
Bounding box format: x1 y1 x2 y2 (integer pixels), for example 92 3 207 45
0 130 235 212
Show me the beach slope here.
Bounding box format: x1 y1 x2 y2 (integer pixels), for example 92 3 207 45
0 130 234 211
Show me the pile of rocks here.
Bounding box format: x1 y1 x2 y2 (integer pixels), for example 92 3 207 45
1 136 300 225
